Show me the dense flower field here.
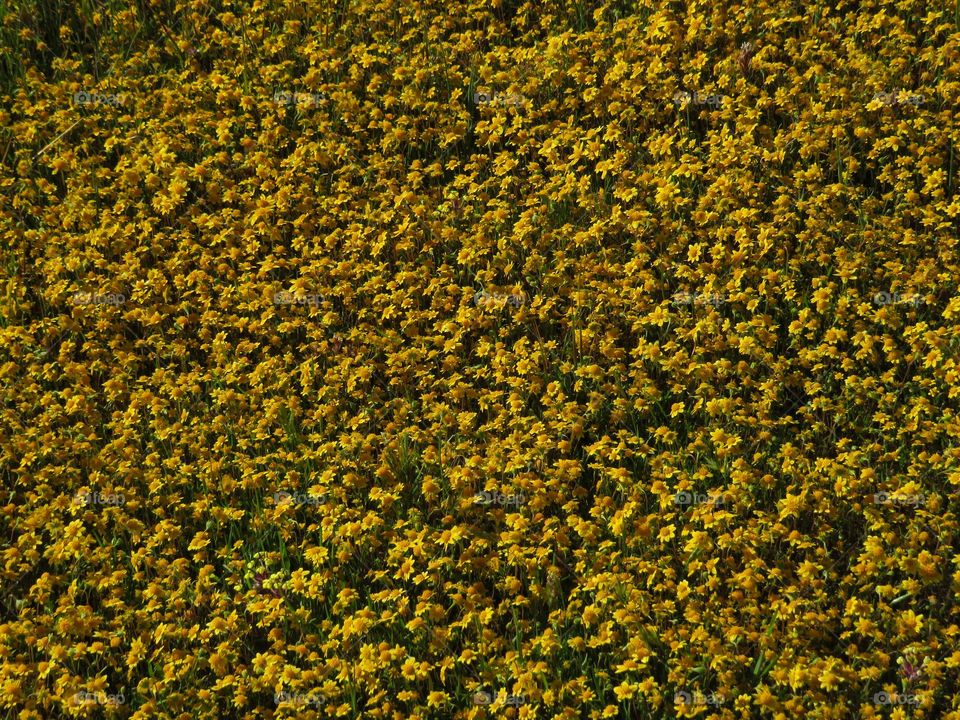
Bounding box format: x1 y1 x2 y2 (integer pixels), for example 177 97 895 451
2 0 960 717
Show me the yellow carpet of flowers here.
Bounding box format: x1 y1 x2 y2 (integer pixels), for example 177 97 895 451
2 0 960 718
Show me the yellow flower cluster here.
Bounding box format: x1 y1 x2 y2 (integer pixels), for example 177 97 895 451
2 0 960 718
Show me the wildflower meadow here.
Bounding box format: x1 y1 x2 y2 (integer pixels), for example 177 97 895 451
2 0 960 718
